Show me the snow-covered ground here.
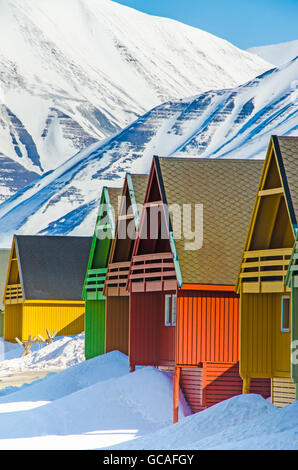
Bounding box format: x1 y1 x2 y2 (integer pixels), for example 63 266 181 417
0 333 85 372
0 334 297 450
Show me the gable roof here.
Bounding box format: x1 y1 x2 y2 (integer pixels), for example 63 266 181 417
88 186 122 268
155 156 264 286
15 235 92 301
235 135 298 292
103 173 148 295
107 187 123 231
0 249 10 310
273 136 298 228
127 173 148 224
82 186 122 300
111 173 148 251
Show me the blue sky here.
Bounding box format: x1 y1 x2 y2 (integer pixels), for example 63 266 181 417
114 0 298 49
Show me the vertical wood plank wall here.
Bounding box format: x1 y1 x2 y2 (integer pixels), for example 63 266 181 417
4 303 22 341
21 302 85 341
85 299 106 359
176 290 240 366
129 291 175 368
105 296 129 355
240 292 291 380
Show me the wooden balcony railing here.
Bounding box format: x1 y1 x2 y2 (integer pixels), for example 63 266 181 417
128 252 177 292
4 284 23 304
239 248 292 293
105 261 131 296
84 268 107 300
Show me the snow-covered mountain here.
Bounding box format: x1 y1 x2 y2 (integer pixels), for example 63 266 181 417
0 0 272 199
248 40 298 66
0 57 296 247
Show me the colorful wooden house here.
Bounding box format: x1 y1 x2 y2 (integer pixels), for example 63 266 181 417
4 235 92 342
102 173 148 355
82 186 122 359
286 227 298 400
236 135 298 407
127 156 270 422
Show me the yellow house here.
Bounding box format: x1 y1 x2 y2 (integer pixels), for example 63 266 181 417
4 235 92 342
236 135 298 407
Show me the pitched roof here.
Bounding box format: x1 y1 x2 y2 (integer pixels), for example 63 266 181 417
15 235 92 301
129 174 148 219
107 187 123 226
156 156 264 285
106 174 148 267
0 249 10 310
273 135 298 227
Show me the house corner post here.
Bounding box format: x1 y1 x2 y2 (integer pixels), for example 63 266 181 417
173 366 181 424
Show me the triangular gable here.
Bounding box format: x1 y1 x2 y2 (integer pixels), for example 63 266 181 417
131 156 181 285
3 236 24 304
236 136 296 293
110 177 136 264
103 174 148 295
82 187 121 300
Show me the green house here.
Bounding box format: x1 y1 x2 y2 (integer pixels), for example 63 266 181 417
286 227 298 399
82 186 122 359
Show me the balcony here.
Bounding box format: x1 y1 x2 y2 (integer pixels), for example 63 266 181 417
5 284 23 304
128 252 177 292
239 248 292 293
105 261 131 296
84 268 107 300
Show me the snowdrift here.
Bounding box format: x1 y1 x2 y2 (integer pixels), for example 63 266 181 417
111 393 298 450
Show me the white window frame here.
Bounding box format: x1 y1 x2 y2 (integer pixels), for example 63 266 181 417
171 295 177 326
165 295 171 326
281 296 290 333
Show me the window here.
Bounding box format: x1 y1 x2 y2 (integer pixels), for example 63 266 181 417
165 295 171 326
281 296 290 332
172 295 177 326
164 294 177 326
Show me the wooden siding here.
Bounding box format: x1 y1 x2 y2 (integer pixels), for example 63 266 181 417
176 290 240 366
4 303 22 341
180 367 204 413
240 292 291 380
105 296 129 355
204 362 271 408
0 311 3 337
292 282 298 388
129 253 177 293
204 362 242 407
85 299 105 360
239 248 292 294
272 377 296 407
21 302 84 341
129 291 175 368
105 261 130 296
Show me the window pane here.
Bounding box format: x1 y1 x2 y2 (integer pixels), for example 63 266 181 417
281 297 290 332
165 295 171 326
172 295 177 326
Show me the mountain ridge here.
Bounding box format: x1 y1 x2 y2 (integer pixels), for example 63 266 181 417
0 0 272 201
0 57 296 247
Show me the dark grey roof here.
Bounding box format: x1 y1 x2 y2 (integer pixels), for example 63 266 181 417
15 235 92 301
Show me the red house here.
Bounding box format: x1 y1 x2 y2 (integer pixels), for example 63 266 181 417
127 156 271 422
